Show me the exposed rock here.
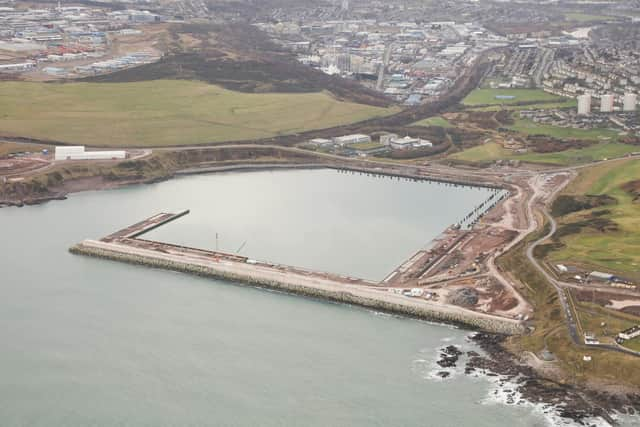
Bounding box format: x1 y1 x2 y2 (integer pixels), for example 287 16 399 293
466 333 640 425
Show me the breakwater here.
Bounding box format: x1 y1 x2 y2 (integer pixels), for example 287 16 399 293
70 239 525 336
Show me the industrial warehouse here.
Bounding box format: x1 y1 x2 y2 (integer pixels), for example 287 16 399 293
54 146 126 161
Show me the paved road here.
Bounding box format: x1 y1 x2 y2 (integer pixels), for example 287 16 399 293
527 208 580 344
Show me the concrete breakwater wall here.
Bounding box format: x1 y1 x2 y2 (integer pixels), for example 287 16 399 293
70 242 525 336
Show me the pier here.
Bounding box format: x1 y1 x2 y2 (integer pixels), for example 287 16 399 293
70 211 525 335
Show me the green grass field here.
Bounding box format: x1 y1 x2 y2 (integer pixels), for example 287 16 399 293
449 142 509 163
411 116 453 128
462 89 566 106
624 337 640 352
564 12 611 22
574 301 638 342
0 80 397 147
449 142 637 166
466 99 577 112
347 142 385 151
516 143 637 165
507 118 619 141
550 159 640 276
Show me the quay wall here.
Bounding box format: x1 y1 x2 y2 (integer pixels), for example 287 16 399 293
330 165 503 189
70 242 525 336
174 161 505 190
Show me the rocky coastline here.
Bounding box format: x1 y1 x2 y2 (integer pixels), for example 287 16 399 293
466 333 640 425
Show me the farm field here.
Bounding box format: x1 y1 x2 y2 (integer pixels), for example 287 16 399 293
549 158 640 277
449 142 637 166
0 80 398 147
461 88 567 106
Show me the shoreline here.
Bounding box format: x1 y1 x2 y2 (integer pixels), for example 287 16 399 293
2 138 515 209
466 333 640 425
0 159 505 208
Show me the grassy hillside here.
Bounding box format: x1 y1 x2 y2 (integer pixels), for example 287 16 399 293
0 80 397 147
550 159 640 276
411 116 453 128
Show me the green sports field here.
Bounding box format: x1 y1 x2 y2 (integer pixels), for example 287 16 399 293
461 89 567 106
0 80 398 147
465 99 577 112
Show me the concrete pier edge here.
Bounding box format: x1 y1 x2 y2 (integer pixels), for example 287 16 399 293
70 243 525 336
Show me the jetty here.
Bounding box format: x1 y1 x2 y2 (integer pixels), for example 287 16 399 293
70 211 525 335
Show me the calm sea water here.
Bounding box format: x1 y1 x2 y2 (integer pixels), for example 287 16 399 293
0 169 620 426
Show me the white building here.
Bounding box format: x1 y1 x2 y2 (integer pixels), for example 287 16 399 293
618 326 640 341
54 146 126 161
309 138 332 147
389 136 432 150
333 134 371 146
0 62 36 72
379 133 399 146
577 94 591 115
600 94 614 113
623 93 637 112
588 271 613 282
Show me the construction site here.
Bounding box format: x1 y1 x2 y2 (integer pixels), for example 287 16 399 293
65 163 566 336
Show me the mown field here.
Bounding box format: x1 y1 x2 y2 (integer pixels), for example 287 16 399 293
550 158 640 276
461 88 567 106
0 80 398 147
466 99 577 112
507 118 619 141
449 142 637 166
564 12 611 22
